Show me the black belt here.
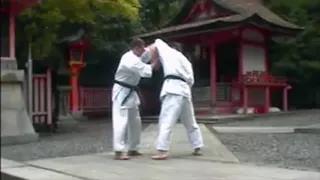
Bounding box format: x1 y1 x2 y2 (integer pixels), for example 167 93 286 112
114 80 138 105
164 75 186 82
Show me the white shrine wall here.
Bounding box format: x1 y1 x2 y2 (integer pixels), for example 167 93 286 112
241 28 266 106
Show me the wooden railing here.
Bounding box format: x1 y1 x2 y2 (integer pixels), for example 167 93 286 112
192 83 233 103
233 71 288 87
23 71 53 126
216 83 232 102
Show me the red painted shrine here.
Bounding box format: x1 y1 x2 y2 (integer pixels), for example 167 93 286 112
136 0 302 114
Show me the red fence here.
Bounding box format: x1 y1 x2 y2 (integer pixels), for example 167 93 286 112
25 72 158 126
67 88 112 114
24 70 52 126
67 88 159 116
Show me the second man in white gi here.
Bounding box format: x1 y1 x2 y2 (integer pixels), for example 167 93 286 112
146 39 204 160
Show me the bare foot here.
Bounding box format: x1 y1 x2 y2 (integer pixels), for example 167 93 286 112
114 152 130 160
151 151 169 160
192 148 203 156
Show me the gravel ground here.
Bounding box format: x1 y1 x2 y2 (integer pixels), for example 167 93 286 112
212 111 320 172
1 120 148 162
216 132 320 172
215 110 320 127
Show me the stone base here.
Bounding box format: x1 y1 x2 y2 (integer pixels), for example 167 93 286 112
57 115 79 132
71 111 88 121
1 68 39 146
1 133 39 146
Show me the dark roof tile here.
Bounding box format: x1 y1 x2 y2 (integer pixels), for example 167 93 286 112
136 0 302 38
214 0 300 29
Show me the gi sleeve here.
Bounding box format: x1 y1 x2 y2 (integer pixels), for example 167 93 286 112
186 63 194 87
140 49 151 63
181 55 194 87
123 56 153 78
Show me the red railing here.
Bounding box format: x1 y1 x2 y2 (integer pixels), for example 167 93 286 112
67 87 112 113
23 70 53 126
233 71 288 87
79 88 112 113
67 88 159 115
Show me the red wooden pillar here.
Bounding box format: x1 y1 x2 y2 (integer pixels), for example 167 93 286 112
264 87 270 113
209 43 216 107
70 68 79 112
283 87 288 111
238 31 244 79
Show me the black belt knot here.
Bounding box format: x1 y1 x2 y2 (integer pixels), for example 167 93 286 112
114 80 138 105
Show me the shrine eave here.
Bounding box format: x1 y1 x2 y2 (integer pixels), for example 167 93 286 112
135 13 303 40
167 0 302 30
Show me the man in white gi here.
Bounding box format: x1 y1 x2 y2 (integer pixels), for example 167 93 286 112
146 39 204 160
112 38 158 160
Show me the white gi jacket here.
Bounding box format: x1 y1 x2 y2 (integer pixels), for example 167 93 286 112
112 50 153 108
154 39 194 100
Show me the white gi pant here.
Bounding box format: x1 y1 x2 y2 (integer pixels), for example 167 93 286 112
156 94 204 151
112 101 141 152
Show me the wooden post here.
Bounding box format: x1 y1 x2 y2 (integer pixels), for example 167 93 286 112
209 43 216 107
238 29 244 110
70 68 79 112
264 87 270 113
243 87 248 114
283 87 288 111
46 68 52 125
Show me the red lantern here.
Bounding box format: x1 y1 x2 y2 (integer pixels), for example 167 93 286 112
67 39 88 113
68 40 87 73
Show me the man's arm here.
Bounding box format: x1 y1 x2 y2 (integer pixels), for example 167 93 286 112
140 49 151 63
140 45 160 69
123 54 158 78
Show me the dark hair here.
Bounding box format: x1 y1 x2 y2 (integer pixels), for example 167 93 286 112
170 42 182 52
130 38 145 49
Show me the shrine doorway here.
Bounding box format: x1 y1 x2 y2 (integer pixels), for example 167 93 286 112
215 41 239 103
216 41 239 83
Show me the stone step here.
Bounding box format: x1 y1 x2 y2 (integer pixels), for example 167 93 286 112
139 124 239 163
212 106 234 114
194 106 234 115
194 107 212 115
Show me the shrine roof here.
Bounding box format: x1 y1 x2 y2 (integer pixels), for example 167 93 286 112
211 0 301 29
136 0 303 39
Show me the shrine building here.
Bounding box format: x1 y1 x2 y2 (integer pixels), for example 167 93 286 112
136 0 303 115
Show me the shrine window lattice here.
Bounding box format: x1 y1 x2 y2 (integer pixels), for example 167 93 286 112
234 71 288 86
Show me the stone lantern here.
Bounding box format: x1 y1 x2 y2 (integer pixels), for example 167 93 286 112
1 0 40 145
58 29 88 119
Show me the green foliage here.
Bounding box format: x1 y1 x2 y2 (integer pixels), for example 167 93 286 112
139 0 183 31
16 0 140 62
265 0 320 81
264 0 320 107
